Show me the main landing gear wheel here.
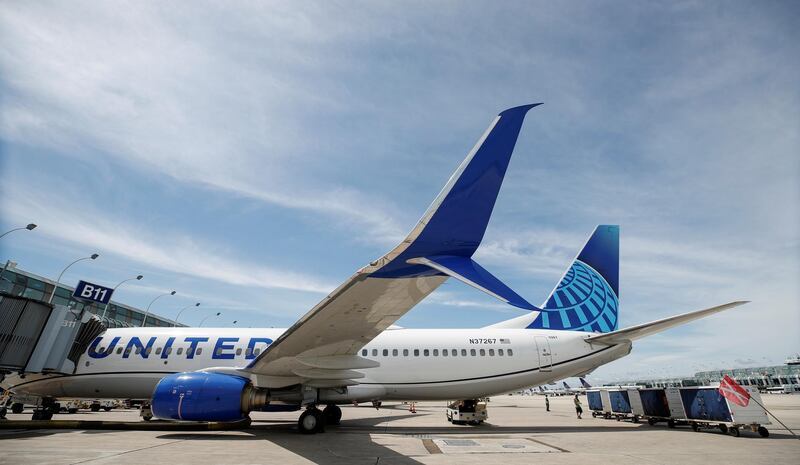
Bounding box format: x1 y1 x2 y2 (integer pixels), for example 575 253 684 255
647 418 657 426
757 426 769 438
718 424 728 434
729 427 740 437
11 403 24 414
323 404 342 425
298 408 324 434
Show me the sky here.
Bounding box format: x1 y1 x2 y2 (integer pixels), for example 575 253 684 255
0 1 798 381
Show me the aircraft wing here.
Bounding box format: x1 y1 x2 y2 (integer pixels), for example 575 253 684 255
245 104 542 385
584 301 748 345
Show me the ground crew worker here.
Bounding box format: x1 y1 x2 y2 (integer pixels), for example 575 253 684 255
574 394 583 419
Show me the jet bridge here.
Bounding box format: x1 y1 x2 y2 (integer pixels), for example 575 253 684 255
0 292 106 377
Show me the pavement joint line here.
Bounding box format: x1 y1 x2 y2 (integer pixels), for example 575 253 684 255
525 437 570 452
67 438 191 465
421 438 443 454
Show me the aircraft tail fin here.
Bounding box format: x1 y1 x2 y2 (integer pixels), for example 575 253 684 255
528 225 619 332
580 377 592 389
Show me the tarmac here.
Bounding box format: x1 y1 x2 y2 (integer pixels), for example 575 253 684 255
1 394 798 464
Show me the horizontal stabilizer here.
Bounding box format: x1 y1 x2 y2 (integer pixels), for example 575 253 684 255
585 301 748 345
408 255 537 310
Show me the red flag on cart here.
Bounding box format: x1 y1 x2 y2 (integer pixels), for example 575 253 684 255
719 375 750 407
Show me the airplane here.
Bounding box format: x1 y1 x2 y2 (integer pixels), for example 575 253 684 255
1 104 747 434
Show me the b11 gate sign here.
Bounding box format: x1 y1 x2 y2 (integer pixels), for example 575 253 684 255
73 280 114 305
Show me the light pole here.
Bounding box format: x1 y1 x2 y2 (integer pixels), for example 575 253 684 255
47 253 99 304
0 223 36 239
141 290 176 327
198 312 221 327
1 223 38 286
173 302 200 327
100 274 143 320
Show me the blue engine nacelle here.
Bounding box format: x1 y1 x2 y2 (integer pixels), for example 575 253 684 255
152 372 262 422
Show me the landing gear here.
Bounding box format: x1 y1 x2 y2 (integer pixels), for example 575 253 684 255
718 423 728 434
11 402 24 414
140 403 153 421
729 426 740 437
298 406 324 434
323 404 342 425
757 426 769 438
32 398 58 420
90 403 101 412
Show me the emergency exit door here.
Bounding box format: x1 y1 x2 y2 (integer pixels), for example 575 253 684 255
534 336 552 372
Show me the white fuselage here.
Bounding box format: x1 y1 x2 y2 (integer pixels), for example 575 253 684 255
2 327 630 403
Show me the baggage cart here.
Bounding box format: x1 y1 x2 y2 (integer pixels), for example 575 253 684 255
679 386 770 437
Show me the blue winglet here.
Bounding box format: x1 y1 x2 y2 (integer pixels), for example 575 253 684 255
372 103 541 279
408 255 538 310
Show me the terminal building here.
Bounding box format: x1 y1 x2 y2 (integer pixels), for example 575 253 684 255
606 364 800 390
0 263 179 328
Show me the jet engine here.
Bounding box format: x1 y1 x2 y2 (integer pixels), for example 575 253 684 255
151 372 267 422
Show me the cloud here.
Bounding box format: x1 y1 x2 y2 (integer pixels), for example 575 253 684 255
0 183 336 294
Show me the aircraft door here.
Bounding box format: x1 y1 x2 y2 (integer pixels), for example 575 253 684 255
534 336 552 372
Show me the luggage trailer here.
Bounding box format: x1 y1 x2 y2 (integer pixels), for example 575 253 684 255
587 389 612 419
678 386 771 438
634 387 686 428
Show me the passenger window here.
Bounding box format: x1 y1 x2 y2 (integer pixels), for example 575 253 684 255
443 349 448 357
372 349 378 356
382 349 388 356
177 348 184 355
470 349 476 356
215 348 223 356
488 349 494 356
362 349 367 356
508 349 513 356
403 349 409 356
145 347 152 355
117 347 123 354
135 347 142 354
196 348 202 355
461 349 467 356
246 348 253 356
392 349 398 356
165 347 172 355
480 349 486 356
414 349 419 356
452 348 457 356
99 347 106 353
254 348 261 355
433 349 438 356
156 347 162 355
187 348 194 357
423 349 429 356
236 348 242 356
498 349 504 356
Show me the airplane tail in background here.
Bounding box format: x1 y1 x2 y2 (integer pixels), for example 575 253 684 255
579 377 592 389
563 381 572 390
527 225 619 333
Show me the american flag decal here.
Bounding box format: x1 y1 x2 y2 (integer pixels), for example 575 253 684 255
499 338 511 344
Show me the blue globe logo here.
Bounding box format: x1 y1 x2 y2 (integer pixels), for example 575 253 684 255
535 260 618 332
